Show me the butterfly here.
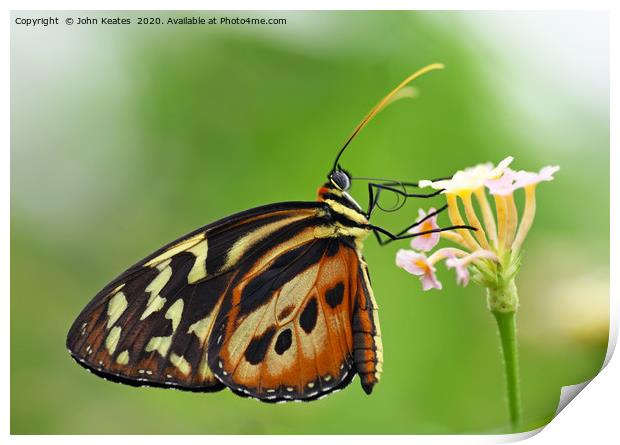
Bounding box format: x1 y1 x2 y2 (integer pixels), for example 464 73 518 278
66 63 472 402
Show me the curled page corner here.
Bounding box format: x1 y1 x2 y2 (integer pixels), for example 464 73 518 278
554 379 592 416
494 427 545 443
492 378 595 442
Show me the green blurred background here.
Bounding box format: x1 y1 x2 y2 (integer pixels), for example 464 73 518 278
11 11 609 434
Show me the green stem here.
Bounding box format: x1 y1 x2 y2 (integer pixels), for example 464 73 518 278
493 311 522 432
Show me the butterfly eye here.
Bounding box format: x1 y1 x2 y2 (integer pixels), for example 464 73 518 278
330 170 351 191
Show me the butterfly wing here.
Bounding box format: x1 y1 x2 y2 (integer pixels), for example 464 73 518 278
66 202 326 391
207 236 384 402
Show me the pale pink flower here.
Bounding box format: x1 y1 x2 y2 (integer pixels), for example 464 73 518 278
445 250 498 287
419 156 513 195
485 165 559 195
445 255 470 286
514 165 560 188
484 168 518 196
396 249 442 291
408 208 440 251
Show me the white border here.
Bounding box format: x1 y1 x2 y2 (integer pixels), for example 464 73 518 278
3 1 616 443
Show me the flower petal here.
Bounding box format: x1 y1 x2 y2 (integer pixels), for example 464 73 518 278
445 256 470 286
396 249 425 275
445 250 497 287
408 207 440 251
485 168 518 196
421 273 443 291
395 250 442 291
515 165 560 188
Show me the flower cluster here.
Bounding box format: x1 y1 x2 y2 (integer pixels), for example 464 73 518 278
396 157 559 312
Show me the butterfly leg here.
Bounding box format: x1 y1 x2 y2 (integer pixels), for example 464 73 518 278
365 182 444 219
369 223 476 246
393 204 448 236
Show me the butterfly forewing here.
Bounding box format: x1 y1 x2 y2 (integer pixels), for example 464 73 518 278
66 202 325 391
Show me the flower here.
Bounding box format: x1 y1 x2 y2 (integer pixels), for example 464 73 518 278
396 250 442 290
396 157 559 306
408 208 440 251
419 156 513 196
397 157 558 433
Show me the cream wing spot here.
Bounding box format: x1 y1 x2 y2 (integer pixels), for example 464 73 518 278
222 214 311 272
140 259 172 320
116 350 129 365
155 258 172 272
145 336 172 357
187 239 208 284
106 291 128 329
144 232 205 267
110 283 126 293
140 296 166 320
105 326 122 355
187 310 218 343
165 299 184 332
275 264 320 326
143 299 184 358
187 300 222 380
198 356 215 380
170 353 191 375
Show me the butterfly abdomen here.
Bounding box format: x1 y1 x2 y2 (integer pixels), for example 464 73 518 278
352 262 383 394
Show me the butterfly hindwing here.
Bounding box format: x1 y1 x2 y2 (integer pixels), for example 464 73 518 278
66 202 325 391
207 236 382 402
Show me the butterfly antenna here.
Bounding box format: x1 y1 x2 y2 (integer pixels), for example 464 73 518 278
331 62 445 172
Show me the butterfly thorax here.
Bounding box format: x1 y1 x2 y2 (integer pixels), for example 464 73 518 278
316 183 370 250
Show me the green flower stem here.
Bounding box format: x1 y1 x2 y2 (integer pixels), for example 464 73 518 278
493 310 521 432
486 276 521 432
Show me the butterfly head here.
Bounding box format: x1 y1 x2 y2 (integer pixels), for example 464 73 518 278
318 167 365 216
329 168 351 192
318 167 352 199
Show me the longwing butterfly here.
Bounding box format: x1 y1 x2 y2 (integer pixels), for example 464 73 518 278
66 63 471 402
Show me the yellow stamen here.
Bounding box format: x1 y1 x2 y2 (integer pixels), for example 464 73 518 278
474 187 498 249
461 191 489 249
440 230 467 248
446 194 481 252
505 193 519 250
512 184 537 254
494 195 508 256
